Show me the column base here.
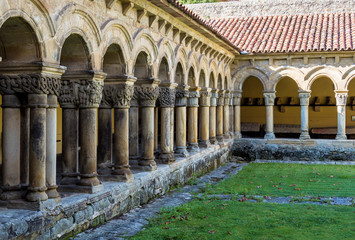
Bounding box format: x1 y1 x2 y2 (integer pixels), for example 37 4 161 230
136 159 157 171
223 133 231 139
26 188 48 202
0 186 24 201
199 140 211 148
299 132 311 140
97 161 113 175
209 137 219 145
157 153 176 164
217 135 225 146
99 168 134 183
0 198 60 211
175 147 189 158
187 143 200 152
336 134 347 140
264 132 275 139
58 183 104 194
79 174 101 187
129 156 140 167
60 173 80 185
46 185 60 199
234 132 242 139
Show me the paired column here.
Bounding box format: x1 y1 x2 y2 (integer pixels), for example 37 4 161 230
223 91 231 139
216 91 225 144
199 88 211 148
209 90 218 144
129 89 140 164
158 84 177 163
263 91 276 139
233 91 242 139
335 91 348 140
136 84 160 171
299 91 311 140
229 93 234 137
111 80 135 181
187 87 200 152
175 86 190 157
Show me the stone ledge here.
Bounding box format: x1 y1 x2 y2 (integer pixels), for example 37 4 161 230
0 141 233 240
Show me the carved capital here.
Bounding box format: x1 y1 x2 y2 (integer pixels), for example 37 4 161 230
233 93 242 106
158 87 176 107
78 80 103 108
217 93 225 106
175 89 189 107
187 91 200 107
263 92 276 106
335 92 348 106
100 85 114 108
299 92 311 106
136 86 159 107
200 91 211 107
112 84 134 108
58 79 77 108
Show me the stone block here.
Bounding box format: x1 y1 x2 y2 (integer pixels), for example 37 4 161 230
50 217 73 239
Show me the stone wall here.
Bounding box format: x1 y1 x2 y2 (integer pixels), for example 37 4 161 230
187 0 355 18
0 143 232 240
232 139 355 162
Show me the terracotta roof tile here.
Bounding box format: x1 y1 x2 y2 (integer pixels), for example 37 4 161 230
206 12 355 54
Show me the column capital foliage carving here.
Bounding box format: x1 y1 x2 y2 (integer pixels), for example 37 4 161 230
263 92 276 106
100 84 135 108
335 92 348 106
58 79 103 108
217 92 225 106
175 89 189 99
0 74 61 95
299 92 311 106
200 91 211 107
158 87 176 107
136 85 160 107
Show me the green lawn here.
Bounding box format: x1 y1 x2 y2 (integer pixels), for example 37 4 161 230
208 163 355 197
132 200 355 240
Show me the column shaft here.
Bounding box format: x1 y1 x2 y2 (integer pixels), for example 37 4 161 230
20 104 30 186
154 107 159 153
264 92 276 139
223 102 230 139
175 106 188 156
139 106 157 169
335 92 348 140
299 91 311 140
209 105 217 144
159 107 175 163
97 108 112 174
129 106 139 162
199 106 210 148
234 105 241 138
216 94 224 143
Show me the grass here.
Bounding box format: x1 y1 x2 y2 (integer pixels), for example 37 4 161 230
207 163 355 197
131 200 355 240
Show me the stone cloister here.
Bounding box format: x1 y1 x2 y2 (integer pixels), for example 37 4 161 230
1 0 355 238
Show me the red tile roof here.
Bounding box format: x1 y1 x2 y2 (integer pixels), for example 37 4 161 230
206 13 355 54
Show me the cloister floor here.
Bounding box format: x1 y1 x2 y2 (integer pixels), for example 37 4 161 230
75 161 355 239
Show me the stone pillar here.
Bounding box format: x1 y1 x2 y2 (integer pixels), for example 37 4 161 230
263 91 276 139
26 93 48 202
187 87 201 152
59 79 79 186
229 94 234 137
129 89 140 164
136 84 160 171
209 90 218 144
233 91 242 139
299 91 311 140
199 88 211 148
0 94 22 200
223 91 231 139
158 84 177 163
97 86 113 175
46 95 59 199
335 91 348 140
154 107 159 154
20 97 30 187
216 91 225 144
78 79 104 190
175 86 189 157
111 80 135 182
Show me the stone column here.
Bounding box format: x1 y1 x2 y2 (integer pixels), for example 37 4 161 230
154 107 159 154
0 94 22 200
175 86 189 157
335 91 348 140
78 79 104 191
97 86 113 175
129 89 140 164
216 91 225 144
233 91 242 139
229 94 234 137
111 80 135 182
158 84 177 163
59 80 79 186
199 88 211 148
223 91 231 139
20 97 30 187
136 84 160 171
187 87 201 152
209 90 218 144
46 95 59 199
26 93 48 202
263 91 276 139
299 91 311 140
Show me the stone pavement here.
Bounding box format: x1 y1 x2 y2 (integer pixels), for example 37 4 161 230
74 162 248 240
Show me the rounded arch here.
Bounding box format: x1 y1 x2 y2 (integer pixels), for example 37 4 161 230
217 74 223 90
198 55 208 85
132 31 158 64
209 61 218 88
343 66 355 90
0 17 42 63
187 67 197 87
209 72 216 89
175 62 185 85
199 69 206 87
305 66 341 90
157 40 174 73
224 77 229 90
232 66 268 91
102 44 126 77
270 67 304 91
158 56 170 83
187 51 199 83
134 51 150 80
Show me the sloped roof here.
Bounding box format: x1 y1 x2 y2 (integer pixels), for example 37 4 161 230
207 12 355 54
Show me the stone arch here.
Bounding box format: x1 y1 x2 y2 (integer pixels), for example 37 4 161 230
158 56 170 83
199 69 206 87
187 67 197 87
232 66 268 91
131 32 158 75
102 44 126 77
156 41 174 82
187 52 199 83
198 55 208 86
100 22 133 71
175 62 185 85
134 51 151 80
217 74 223 90
209 61 218 88
174 46 188 84
0 17 42 63
343 66 355 90
305 66 341 90
224 77 229 90
270 67 304 91
209 72 216 89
